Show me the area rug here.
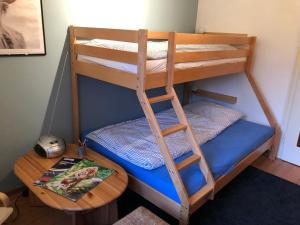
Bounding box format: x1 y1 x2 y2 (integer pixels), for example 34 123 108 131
118 167 300 225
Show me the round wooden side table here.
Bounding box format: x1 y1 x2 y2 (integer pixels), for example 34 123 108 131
14 144 128 225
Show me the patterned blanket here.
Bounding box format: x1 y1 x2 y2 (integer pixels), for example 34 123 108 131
86 101 243 170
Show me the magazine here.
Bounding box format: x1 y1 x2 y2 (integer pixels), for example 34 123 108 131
34 157 82 186
43 159 114 201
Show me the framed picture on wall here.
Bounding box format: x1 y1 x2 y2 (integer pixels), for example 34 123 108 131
0 0 46 56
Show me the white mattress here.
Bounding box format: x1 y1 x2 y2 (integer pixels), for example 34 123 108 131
86 101 244 170
77 39 247 74
78 55 246 74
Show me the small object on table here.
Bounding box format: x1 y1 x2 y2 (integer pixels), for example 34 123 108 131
14 144 128 225
34 135 66 158
113 206 169 225
77 139 87 158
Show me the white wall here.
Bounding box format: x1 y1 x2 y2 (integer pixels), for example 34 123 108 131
0 0 71 192
280 48 300 163
69 0 198 32
195 0 300 127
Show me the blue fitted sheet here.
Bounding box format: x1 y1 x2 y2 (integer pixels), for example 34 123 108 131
83 120 274 203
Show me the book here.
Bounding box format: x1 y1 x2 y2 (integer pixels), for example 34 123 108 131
34 157 82 186
42 159 114 201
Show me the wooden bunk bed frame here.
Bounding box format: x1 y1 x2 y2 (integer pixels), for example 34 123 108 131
69 26 281 225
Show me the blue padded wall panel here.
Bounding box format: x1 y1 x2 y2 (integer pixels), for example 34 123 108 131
78 75 183 132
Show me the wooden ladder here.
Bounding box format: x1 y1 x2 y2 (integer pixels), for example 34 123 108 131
136 31 215 224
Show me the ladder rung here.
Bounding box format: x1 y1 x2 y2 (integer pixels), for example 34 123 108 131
161 124 187 137
148 94 174 104
176 154 201 170
189 184 213 206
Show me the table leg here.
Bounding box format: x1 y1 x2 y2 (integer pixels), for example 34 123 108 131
29 191 44 207
69 200 118 225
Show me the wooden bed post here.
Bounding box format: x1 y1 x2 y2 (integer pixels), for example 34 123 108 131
245 37 281 160
183 83 191 105
69 26 80 142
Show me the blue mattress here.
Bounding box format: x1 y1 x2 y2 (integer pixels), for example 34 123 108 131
83 120 274 204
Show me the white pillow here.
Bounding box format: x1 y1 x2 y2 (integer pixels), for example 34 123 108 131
183 100 244 126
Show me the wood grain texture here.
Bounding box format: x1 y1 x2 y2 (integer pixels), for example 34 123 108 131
75 44 138 65
176 33 249 45
161 124 187 137
175 49 248 63
166 32 176 92
169 87 215 194
144 62 246 89
70 26 81 142
192 89 237 104
74 61 138 90
137 29 148 91
253 154 300 185
14 144 128 211
148 31 169 40
148 94 173 104
69 200 118 225
205 32 247 37
176 154 200 171
189 184 212 206
136 91 190 207
73 27 138 43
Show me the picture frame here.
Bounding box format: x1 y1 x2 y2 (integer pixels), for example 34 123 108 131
0 0 46 56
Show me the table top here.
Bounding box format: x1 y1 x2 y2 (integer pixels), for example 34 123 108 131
14 144 128 211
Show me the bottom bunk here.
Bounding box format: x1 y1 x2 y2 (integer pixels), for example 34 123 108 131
82 106 274 219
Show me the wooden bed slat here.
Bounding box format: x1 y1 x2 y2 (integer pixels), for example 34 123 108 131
73 27 139 43
192 89 238 104
145 62 246 89
75 44 138 65
205 32 247 37
148 31 169 40
161 124 187 137
148 94 174 104
175 49 249 63
176 33 249 45
176 154 200 171
74 61 138 90
189 184 212 206
174 62 246 83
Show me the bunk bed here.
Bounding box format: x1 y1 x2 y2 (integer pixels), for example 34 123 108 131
69 26 281 225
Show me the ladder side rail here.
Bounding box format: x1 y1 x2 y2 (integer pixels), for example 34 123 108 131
167 32 215 187
170 88 215 187
136 92 190 207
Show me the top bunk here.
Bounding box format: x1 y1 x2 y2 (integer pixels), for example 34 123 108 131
69 26 255 90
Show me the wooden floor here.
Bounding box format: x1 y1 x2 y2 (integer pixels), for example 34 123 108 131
3 155 300 225
253 155 300 185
